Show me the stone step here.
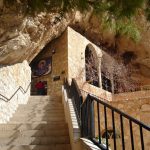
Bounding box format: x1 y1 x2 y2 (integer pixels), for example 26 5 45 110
18 104 63 108
10 116 65 122
0 123 68 131
9 118 65 123
29 96 50 99
0 129 69 137
27 100 62 103
0 136 70 145
29 96 61 101
26 102 62 105
15 110 64 114
28 101 62 104
0 144 71 150
29 95 62 101
9 120 64 124
28 98 52 102
26 101 62 104
16 107 63 111
13 113 65 118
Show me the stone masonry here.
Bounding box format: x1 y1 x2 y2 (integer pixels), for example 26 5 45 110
31 31 68 96
0 60 31 123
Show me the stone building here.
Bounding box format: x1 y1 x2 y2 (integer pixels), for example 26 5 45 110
30 27 117 98
0 27 150 150
30 27 150 149
31 27 150 98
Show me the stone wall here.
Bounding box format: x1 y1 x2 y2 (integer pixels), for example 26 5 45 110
67 27 102 84
113 90 150 101
0 60 31 123
109 98 150 126
93 97 150 150
31 27 116 98
80 83 112 101
67 27 118 98
31 30 68 96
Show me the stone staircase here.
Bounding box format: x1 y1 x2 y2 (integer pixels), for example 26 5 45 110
0 96 71 150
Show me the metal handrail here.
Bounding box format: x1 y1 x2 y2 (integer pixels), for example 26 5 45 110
64 78 150 150
0 82 31 102
84 94 150 131
81 94 150 150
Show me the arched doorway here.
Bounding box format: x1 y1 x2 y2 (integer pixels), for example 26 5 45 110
85 44 99 87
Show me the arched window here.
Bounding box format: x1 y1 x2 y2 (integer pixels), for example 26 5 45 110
85 45 99 87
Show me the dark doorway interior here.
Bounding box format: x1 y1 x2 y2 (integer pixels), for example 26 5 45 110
31 80 47 95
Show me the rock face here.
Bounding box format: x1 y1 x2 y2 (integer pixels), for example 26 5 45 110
72 12 150 77
0 6 72 64
0 60 31 123
0 2 150 78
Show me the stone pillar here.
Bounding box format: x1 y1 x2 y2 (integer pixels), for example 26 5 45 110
111 74 114 94
97 57 102 88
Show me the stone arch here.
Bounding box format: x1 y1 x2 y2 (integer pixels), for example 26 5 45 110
85 44 101 87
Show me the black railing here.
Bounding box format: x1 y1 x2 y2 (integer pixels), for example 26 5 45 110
81 95 150 150
0 82 31 102
64 78 150 150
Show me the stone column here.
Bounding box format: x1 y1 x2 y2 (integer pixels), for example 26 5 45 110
111 74 115 94
97 56 102 88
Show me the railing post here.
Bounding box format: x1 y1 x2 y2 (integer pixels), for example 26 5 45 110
97 102 101 144
90 97 95 138
140 126 144 150
104 106 109 150
129 120 134 150
120 115 125 150
112 110 117 150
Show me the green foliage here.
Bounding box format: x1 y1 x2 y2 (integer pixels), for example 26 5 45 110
101 16 140 41
3 0 150 42
94 0 145 18
3 0 89 12
121 0 145 17
117 21 141 42
93 0 145 42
